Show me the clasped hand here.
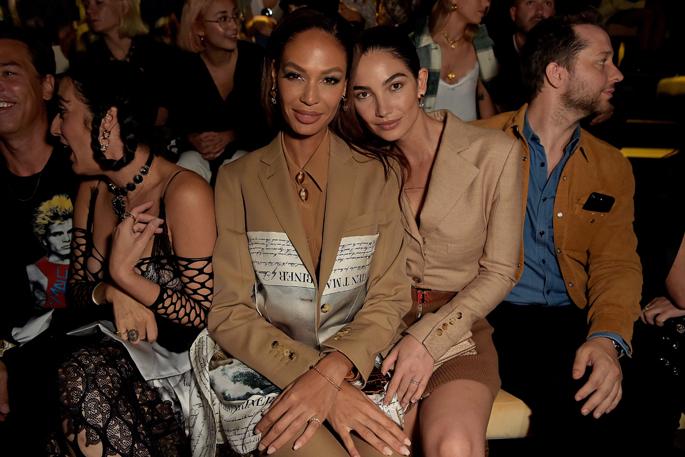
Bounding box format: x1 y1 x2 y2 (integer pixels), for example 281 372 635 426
188 131 235 160
641 296 685 326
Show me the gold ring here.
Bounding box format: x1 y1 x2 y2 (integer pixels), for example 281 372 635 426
644 305 651 312
116 330 124 336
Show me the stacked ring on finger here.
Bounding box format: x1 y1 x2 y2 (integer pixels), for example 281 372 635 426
116 330 124 336
308 418 322 426
127 329 139 342
123 212 136 221
410 380 420 386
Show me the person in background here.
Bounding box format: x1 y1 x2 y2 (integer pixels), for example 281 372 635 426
345 26 523 457
173 0 273 185
475 8 641 456
0 25 79 455
412 0 498 121
491 0 555 113
79 0 178 126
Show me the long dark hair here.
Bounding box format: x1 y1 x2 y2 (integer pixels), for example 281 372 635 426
336 27 418 177
65 60 157 171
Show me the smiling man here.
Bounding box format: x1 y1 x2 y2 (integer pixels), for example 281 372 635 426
0 25 78 453
475 8 641 457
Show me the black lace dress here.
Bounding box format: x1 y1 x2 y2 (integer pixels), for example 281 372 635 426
51 175 212 457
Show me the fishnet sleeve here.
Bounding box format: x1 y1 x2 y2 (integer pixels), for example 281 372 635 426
66 227 105 309
148 256 213 329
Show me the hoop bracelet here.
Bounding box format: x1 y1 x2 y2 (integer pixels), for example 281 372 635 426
91 282 104 306
310 365 341 391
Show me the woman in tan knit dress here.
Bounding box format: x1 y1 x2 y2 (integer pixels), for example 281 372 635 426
342 27 523 457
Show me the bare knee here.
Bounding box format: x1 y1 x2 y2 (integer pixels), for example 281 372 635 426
424 431 484 457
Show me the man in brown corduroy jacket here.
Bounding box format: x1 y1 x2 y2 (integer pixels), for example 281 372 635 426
474 7 642 457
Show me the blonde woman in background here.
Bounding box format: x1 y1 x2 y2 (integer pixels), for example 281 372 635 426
412 0 498 121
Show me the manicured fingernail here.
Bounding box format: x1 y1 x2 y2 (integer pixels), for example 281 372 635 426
400 445 410 455
384 446 393 456
575 396 582 401
258 444 265 451
411 398 417 404
404 438 411 446
0 405 9 414
594 412 602 419
582 409 590 416
254 428 261 435
293 443 300 451
401 402 407 408
267 446 276 454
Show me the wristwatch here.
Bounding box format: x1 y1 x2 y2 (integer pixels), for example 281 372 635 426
612 339 625 359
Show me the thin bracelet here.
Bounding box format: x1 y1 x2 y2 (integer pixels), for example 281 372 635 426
310 365 342 391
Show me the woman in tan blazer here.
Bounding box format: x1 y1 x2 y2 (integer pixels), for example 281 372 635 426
344 27 523 456
198 10 411 457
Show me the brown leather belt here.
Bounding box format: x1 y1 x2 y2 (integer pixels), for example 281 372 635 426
404 287 457 327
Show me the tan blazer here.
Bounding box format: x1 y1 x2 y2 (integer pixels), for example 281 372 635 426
403 110 524 361
208 131 411 389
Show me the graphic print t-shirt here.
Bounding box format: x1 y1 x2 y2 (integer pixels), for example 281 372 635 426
1 148 79 339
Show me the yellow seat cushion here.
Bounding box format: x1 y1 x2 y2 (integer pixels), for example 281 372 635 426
486 390 532 439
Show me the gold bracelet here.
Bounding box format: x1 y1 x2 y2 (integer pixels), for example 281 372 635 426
310 365 341 391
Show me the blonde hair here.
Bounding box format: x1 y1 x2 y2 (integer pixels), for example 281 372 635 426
429 0 478 43
119 0 149 38
178 0 216 52
32 195 73 242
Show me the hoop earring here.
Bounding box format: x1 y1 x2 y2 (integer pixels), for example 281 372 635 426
341 94 348 111
270 86 278 105
418 94 425 109
100 130 110 152
450 3 458 11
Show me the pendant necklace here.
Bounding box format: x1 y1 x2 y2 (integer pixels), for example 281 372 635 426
107 152 154 220
439 29 464 80
439 29 463 49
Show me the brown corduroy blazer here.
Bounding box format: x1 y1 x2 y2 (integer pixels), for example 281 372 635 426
208 131 411 389
474 105 642 352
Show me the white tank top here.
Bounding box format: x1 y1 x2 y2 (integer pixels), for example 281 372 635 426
432 62 479 122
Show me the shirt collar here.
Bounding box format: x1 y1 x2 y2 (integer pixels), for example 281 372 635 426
523 109 582 155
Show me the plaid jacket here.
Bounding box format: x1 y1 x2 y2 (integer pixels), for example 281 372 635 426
412 16 499 112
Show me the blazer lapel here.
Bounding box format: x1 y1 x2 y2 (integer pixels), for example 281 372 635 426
257 133 318 283
318 134 357 295
419 112 479 236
